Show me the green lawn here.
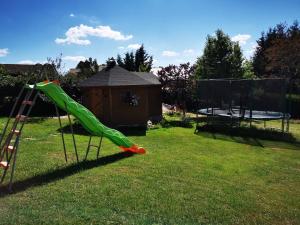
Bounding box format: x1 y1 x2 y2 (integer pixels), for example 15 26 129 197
0 116 299 225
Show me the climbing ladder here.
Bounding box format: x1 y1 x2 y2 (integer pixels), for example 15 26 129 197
84 134 104 160
0 84 39 191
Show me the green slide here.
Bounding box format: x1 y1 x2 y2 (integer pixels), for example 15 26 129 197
28 81 146 154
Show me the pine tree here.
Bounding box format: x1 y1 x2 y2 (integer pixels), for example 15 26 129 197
195 29 244 79
253 21 300 78
117 54 124 68
116 44 153 72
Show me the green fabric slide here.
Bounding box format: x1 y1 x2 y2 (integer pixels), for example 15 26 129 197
28 81 145 154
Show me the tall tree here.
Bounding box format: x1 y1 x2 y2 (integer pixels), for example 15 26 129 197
253 21 300 78
76 57 99 79
117 54 124 68
195 29 244 79
157 63 196 116
123 52 135 71
117 45 153 72
106 57 116 70
242 59 256 79
135 45 153 72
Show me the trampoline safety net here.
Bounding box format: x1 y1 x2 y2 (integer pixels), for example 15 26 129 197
196 78 290 131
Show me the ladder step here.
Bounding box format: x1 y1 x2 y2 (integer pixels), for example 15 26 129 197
89 145 100 148
22 100 33 105
4 145 16 152
0 161 9 169
11 129 21 136
16 115 27 122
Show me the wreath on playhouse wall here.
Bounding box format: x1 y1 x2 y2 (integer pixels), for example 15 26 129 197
122 91 140 107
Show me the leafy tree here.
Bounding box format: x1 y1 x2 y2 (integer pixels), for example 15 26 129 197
135 45 153 72
253 21 300 78
117 45 153 72
242 60 256 79
122 52 135 71
157 63 196 116
195 29 244 79
117 54 124 68
106 57 117 70
76 57 99 79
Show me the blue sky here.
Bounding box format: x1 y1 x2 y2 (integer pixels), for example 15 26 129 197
0 0 299 71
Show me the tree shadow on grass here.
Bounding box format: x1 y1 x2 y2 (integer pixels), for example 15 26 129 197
160 117 193 129
0 151 134 197
195 124 300 149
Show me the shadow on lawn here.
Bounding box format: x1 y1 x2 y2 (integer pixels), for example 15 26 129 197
57 123 146 136
195 124 300 149
0 151 134 197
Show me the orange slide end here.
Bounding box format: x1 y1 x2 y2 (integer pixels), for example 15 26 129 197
119 145 146 154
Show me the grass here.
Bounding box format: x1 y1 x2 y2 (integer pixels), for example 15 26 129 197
0 115 299 225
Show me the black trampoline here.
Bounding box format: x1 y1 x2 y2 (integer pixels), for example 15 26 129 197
195 78 291 133
198 107 290 120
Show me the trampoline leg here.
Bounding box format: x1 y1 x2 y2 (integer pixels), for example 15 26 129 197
264 120 266 129
281 118 285 133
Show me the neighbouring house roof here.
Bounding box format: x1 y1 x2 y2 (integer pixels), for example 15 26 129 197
0 64 43 76
78 65 161 87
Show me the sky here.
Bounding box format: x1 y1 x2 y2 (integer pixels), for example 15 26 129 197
0 0 299 71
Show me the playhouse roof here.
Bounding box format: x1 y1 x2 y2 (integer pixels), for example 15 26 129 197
78 66 160 87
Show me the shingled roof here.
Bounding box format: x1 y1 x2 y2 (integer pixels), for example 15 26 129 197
0 63 44 76
78 66 161 87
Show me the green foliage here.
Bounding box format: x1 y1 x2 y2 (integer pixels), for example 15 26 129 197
105 57 116 70
195 29 244 79
157 63 196 113
76 57 99 79
253 20 300 78
0 63 59 87
117 44 153 72
135 44 153 72
242 59 256 79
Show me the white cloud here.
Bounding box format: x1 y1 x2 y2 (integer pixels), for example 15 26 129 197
231 34 251 45
183 49 195 56
0 48 9 57
244 42 258 59
55 24 133 45
153 59 158 64
118 46 125 50
127 43 141 50
62 56 86 62
70 13 75 17
162 50 179 57
151 67 161 75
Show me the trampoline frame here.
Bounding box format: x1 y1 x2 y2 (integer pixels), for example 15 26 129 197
195 78 291 133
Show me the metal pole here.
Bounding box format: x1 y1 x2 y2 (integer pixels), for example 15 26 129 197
55 105 67 162
8 138 20 192
85 136 92 160
65 102 79 162
96 133 103 159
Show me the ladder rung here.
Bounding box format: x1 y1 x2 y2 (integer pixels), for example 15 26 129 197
89 145 99 148
11 129 21 136
16 115 27 122
4 145 16 152
22 100 33 105
0 161 9 169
